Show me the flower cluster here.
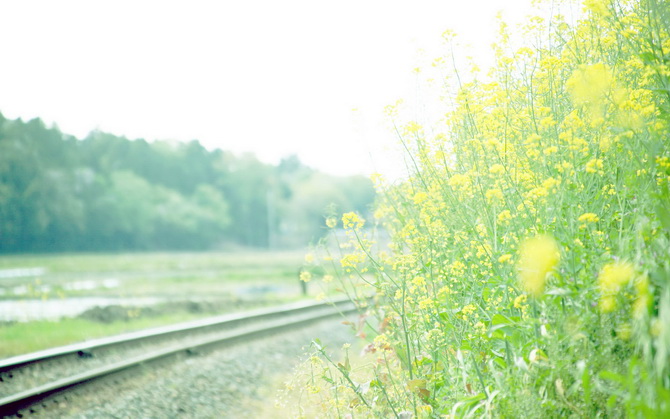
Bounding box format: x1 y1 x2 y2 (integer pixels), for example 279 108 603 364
299 0 670 416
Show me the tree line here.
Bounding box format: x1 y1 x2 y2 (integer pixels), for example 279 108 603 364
0 113 375 252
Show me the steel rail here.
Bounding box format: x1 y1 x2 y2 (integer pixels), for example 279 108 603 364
0 297 361 417
0 297 354 373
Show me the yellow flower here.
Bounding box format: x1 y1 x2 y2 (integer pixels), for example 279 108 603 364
325 216 338 229
485 188 504 203
437 285 453 298
340 253 365 268
498 210 513 223
633 275 650 318
342 212 365 229
584 0 611 17
599 295 617 313
498 254 513 264
539 116 557 129
412 276 426 287
566 63 613 106
598 261 635 295
489 164 505 175
514 294 528 308
299 270 312 283
413 192 428 205
597 261 636 313
585 158 604 174
544 146 559 155
448 173 471 190
418 297 434 310
418 405 433 415
450 261 466 276
518 235 561 297
403 121 423 134
542 177 561 191
460 304 477 318
578 212 600 223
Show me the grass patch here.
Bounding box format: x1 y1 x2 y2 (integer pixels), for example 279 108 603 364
0 250 308 299
0 250 314 357
0 296 298 358
0 250 306 275
0 313 207 358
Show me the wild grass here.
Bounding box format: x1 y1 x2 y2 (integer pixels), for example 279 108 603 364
294 0 670 416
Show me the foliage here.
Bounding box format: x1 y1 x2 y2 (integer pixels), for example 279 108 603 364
0 118 375 252
302 0 670 417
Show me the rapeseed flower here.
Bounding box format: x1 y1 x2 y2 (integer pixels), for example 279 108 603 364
584 0 611 17
518 235 561 297
418 297 434 310
412 276 426 287
448 173 471 192
544 146 559 155
585 158 604 174
413 192 428 205
325 216 337 229
486 188 504 203
633 275 650 318
460 304 477 318
599 295 617 313
578 212 600 223
299 271 312 283
498 210 513 223
514 294 528 308
489 164 505 175
598 261 635 294
498 254 513 264
342 212 365 229
566 63 613 106
597 261 635 312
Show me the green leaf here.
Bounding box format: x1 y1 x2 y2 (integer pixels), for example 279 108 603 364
491 313 513 325
599 370 626 386
407 379 427 392
461 392 487 403
493 357 507 369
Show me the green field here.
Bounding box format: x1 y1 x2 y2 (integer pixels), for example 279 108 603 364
0 250 315 357
0 250 309 298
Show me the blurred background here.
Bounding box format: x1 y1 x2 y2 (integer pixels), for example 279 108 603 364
0 0 535 356
0 113 375 355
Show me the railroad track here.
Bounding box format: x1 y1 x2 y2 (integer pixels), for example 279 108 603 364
0 297 362 417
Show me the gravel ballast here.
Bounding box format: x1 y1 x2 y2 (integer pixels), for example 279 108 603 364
41 316 356 418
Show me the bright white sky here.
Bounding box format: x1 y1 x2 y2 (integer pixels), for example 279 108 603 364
0 0 538 179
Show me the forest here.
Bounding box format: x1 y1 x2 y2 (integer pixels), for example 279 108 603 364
0 113 375 252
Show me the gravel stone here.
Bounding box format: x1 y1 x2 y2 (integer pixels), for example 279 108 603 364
44 317 355 418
